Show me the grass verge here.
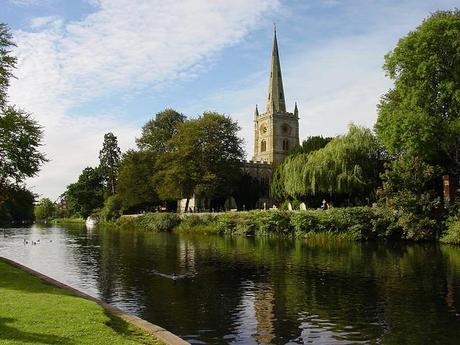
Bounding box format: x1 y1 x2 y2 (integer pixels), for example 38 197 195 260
0 260 163 345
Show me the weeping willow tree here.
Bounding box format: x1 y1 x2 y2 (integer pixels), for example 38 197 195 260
277 125 385 204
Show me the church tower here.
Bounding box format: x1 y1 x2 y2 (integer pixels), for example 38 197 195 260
252 28 299 165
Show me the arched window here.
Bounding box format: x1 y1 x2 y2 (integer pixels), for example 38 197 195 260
261 140 267 152
282 139 289 151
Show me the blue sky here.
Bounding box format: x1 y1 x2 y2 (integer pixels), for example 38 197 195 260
1 0 458 199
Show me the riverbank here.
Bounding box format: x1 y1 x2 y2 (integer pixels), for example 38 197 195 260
0 258 188 345
51 217 85 225
114 208 395 240
111 208 460 244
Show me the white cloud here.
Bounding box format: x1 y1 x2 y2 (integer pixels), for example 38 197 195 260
9 0 279 199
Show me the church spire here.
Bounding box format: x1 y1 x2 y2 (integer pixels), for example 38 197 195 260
267 26 286 113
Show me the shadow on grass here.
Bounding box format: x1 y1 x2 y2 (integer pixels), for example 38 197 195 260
0 317 73 345
104 311 160 345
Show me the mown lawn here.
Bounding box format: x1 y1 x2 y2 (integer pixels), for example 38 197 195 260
0 260 163 345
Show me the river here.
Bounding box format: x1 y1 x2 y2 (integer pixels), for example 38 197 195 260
1 224 460 344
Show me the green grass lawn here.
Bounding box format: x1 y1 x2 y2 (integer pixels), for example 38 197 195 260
0 260 163 345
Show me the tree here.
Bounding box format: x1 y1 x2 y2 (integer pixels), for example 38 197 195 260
0 106 46 205
34 198 56 221
155 112 244 210
377 155 442 240
288 136 333 157
271 135 332 201
0 186 35 223
375 10 460 174
64 167 104 218
0 24 46 207
136 109 186 152
280 125 385 204
0 23 17 107
116 150 158 212
99 132 121 195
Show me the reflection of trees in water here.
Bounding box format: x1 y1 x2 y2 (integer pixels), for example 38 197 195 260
69 227 460 345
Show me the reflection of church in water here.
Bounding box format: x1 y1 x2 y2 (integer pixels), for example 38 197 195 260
179 29 299 212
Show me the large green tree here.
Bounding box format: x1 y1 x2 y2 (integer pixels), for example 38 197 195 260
34 198 56 222
99 132 121 195
271 135 332 201
116 150 158 212
155 112 243 210
0 24 46 207
0 186 35 223
375 10 460 173
136 109 186 152
279 125 385 204
0 23 16 107
64 167 104 218
377 155 442 240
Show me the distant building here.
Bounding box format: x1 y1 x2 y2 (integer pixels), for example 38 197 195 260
179 28 299 212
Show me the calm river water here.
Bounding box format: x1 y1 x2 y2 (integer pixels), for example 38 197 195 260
1 224 460 344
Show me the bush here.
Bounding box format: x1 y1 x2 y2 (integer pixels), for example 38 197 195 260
175 214 219 234
441 220 460 244
99 195 122 221
116 212 180 232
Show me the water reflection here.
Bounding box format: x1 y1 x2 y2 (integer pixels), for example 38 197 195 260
1 225 460 344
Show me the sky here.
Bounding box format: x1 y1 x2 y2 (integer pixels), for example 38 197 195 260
1 0 459 200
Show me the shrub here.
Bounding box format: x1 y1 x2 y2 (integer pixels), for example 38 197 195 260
441 220 460 244
99 195 122 221
117 212 180 232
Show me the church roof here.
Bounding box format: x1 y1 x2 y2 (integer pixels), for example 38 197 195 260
266 27 286 113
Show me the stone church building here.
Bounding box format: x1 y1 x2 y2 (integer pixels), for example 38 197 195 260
179 29 299 212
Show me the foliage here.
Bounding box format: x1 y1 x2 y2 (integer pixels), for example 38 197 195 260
441 220 460 244
276 125 385 203
288 135 333 156
155 112 244 209
0 24 46 209
117 213 181 232
136 109 185 152
377 155 442 240
64 167 105 218
0 260 163 345
100 195 122 221
375 10 460 174
272 136 333 201
99 132 121 196
116 150 158 212
111 207 443 241
0 186 35 223
232 173 265 210
34 198 56 221
0 23 17 107
0 106 47 203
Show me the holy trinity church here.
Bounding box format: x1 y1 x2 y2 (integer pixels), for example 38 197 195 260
178 29 299 212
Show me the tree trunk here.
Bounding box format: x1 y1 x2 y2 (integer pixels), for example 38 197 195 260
185 197 190 213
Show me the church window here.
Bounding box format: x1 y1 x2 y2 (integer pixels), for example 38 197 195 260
282 139 289 151
261 140 267 152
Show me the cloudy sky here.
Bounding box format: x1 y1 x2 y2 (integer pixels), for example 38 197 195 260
2 0 458 200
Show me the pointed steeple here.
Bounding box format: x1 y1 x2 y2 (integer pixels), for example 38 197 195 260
267 25 286 113
294 102 298 117
254 104 259 118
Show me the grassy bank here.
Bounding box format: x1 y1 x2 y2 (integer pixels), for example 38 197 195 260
115 207 406 241
0 260 163 345
50 217 85 225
